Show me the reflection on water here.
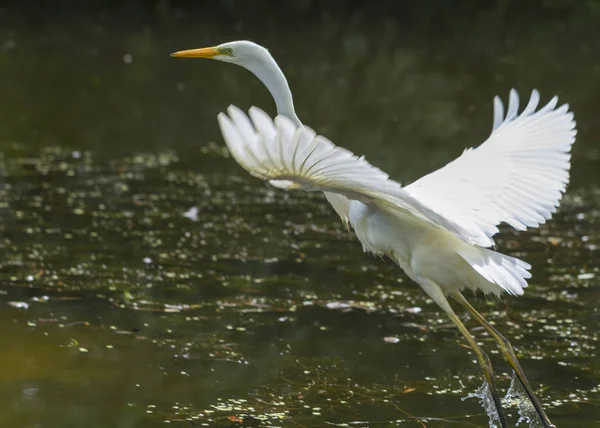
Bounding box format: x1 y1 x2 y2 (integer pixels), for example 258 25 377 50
0 2 599 427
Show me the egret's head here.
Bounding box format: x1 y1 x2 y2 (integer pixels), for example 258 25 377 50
170 40 269 66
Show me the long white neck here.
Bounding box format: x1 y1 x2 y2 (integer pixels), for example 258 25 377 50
242 54 302 127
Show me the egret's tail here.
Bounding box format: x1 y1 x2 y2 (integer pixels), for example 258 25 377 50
457 246 532 296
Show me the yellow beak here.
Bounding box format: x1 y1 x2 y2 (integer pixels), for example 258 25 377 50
170 47 219 58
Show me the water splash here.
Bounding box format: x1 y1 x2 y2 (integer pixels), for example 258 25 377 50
503 372 542 427
461 381 502 428
463 373 543 428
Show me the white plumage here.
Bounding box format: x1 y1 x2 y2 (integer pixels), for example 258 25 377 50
217 89 576 299
172 40 573 427
405 89 576 247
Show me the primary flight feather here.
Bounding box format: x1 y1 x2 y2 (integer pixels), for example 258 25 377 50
405 89 576 245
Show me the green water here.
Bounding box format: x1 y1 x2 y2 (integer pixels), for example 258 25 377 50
0 2 599 427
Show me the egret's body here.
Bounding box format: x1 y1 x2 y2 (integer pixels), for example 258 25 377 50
172 40 576 428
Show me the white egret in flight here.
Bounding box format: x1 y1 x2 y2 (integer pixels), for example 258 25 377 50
172 41 576 428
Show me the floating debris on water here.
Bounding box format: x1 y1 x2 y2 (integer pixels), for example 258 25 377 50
7 301 29 310
0 145 597 427
183 206 199 221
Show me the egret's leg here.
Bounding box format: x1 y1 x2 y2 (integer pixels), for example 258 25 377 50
417 280 508 427
444 307 509 427
451 291 555 428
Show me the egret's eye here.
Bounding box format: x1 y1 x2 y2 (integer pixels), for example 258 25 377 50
221 48 233 55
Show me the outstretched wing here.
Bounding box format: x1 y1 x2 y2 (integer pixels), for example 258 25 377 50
217 105 485 244
405 89 577 245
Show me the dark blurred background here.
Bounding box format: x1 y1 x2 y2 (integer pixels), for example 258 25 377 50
0 0 598 184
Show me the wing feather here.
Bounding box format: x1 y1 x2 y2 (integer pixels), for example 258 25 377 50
405 89 577 246
218 105 488 245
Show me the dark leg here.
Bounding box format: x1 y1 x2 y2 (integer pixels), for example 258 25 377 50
451 291 555 428
418 279 508 427
444 308 509 428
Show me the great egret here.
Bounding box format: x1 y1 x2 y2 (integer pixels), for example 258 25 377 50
171 41 576 428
